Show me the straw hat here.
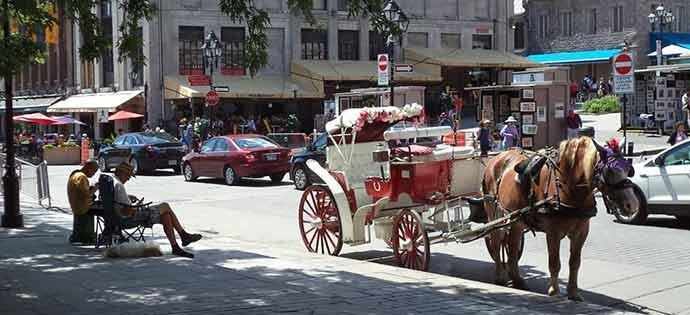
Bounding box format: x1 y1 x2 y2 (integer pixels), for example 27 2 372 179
504 116 518 124
115 162 136 178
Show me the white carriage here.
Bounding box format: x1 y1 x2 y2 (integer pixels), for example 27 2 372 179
298 104 501 270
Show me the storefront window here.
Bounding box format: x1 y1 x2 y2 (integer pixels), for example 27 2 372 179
178 26 205 75
369 31 387 61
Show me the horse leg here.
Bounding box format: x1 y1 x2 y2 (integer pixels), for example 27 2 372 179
508 226 527 289
567 220 590 302
489 230 509 286
546 230 562 297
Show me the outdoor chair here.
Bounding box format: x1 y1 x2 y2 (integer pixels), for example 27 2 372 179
94 174 154 248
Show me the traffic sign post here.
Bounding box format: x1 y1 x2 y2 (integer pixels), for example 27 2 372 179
206 90 220 106
613 52 635 152
377 54 389 86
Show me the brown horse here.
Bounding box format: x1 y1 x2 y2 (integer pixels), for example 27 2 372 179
481 137 639 301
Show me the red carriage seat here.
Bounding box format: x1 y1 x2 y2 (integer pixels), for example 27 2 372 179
329 171 358 214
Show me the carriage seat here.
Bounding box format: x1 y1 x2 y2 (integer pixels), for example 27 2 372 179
434 145 475 160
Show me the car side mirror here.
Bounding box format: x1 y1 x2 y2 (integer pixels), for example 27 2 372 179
654 155 664 166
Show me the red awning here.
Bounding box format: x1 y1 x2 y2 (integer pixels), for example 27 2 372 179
13 113 58 125
108 110 144 121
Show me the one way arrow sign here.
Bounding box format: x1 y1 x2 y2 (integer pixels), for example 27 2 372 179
395 64 414 73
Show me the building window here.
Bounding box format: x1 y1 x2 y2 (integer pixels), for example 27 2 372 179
441 33 461 49
338 0 348 11
475 0 489 18
131 27 144 87
587 9 597 34
178 26 205 75
514 22 525 50
338 30 359 60
100 0 113 87
472 34 492 49
538 14 548 39
369 31 387 61
221 27 245 75
301 29 328 60
612 6 623 32
559 11 572 36
312 0 326 10
407 32 428 48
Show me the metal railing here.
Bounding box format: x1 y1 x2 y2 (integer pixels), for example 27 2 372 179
0 153 52 208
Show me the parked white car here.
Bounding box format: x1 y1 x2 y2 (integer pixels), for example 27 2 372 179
623 139 690 224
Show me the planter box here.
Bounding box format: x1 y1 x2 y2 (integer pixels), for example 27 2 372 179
44 146 81 165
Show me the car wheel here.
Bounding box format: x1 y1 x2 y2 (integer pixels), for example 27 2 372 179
293 165 310 190
270 173 286 184
183 163 197 182
224 166 238 185
98 157 110 172
612 184 648 225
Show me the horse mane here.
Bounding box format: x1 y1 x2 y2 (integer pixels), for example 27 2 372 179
558 137 599 186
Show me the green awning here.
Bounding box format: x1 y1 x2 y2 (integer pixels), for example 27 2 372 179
0 95 63 114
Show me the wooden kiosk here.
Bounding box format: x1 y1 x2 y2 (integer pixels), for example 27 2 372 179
467 67 570 149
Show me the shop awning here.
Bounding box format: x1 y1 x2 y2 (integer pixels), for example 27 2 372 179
0 95 62 113
47 90 143 113
404 47 538 68
290 60 442 82
527 49 620 65
648 44 690 57
164 75 323 99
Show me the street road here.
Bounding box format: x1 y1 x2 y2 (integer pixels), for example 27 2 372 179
45 165 690 314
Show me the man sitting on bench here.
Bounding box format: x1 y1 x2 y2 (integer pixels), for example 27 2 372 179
113 162 202 258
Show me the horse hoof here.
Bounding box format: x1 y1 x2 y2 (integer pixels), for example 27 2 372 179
568 294 584 302
547 286 560 297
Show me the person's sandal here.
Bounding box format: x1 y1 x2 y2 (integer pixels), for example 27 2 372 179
172 248 194 258
181 233 202 247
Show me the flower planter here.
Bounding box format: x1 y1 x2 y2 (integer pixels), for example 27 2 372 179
43 146 81 165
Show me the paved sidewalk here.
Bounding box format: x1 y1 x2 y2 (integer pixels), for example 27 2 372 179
1 202 633 315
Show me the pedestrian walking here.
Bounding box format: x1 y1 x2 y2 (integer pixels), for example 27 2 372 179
667 121 688 146
566 109 583 139
683 87 690 128
477 119 492 156
570 81 578 105
500 116 520 150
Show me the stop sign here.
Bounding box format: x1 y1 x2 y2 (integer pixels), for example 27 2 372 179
378 55 388 72
206 90 220 106
613 53 633 76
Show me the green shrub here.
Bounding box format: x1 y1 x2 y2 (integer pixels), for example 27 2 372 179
42 144 55 149
59 143 79 148
583 96 620 113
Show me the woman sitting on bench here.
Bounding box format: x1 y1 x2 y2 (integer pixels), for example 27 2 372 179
113 162 202 258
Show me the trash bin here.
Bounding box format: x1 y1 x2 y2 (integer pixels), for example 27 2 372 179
627 141 634 156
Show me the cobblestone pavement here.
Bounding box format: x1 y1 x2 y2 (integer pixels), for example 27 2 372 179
0 201 631 315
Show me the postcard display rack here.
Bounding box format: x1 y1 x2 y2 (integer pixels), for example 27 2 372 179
633 72 689 131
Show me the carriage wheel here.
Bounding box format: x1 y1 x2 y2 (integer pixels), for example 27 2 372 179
298 185 343 256
392 209 431 271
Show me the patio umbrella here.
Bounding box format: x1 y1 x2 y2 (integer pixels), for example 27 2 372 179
13 113 59 125
49 115 86 125
108 110 144 121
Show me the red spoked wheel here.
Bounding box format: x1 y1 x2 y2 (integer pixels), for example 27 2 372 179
298 185 343 256
392 209 431 271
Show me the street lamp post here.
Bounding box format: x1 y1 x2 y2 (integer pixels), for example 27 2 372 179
201 31 221 138
382 1 409 112
648 5 676 66
2 3 22 228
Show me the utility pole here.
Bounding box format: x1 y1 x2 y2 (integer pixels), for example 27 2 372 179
2 0 23 228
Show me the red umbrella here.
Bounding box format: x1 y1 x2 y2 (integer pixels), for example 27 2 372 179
13 113 59 125
108 110 144 121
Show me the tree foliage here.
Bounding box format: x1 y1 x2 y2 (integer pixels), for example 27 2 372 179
1 0 395 80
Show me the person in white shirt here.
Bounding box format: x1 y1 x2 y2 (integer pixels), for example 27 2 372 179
113 162 202 258
680 87 690 128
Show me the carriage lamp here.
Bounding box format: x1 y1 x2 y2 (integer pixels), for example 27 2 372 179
372 143 390 178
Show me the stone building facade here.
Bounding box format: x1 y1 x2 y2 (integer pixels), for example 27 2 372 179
524 0 690 81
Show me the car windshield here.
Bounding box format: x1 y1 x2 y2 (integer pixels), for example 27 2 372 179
139 132 177 144
235 137 278 149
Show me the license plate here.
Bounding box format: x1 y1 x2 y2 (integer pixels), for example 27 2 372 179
264 153 278 161
168 160 178 166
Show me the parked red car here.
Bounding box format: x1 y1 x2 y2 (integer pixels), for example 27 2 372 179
181 134 291 185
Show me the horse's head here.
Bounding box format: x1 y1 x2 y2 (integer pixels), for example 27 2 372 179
593 139 639 215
